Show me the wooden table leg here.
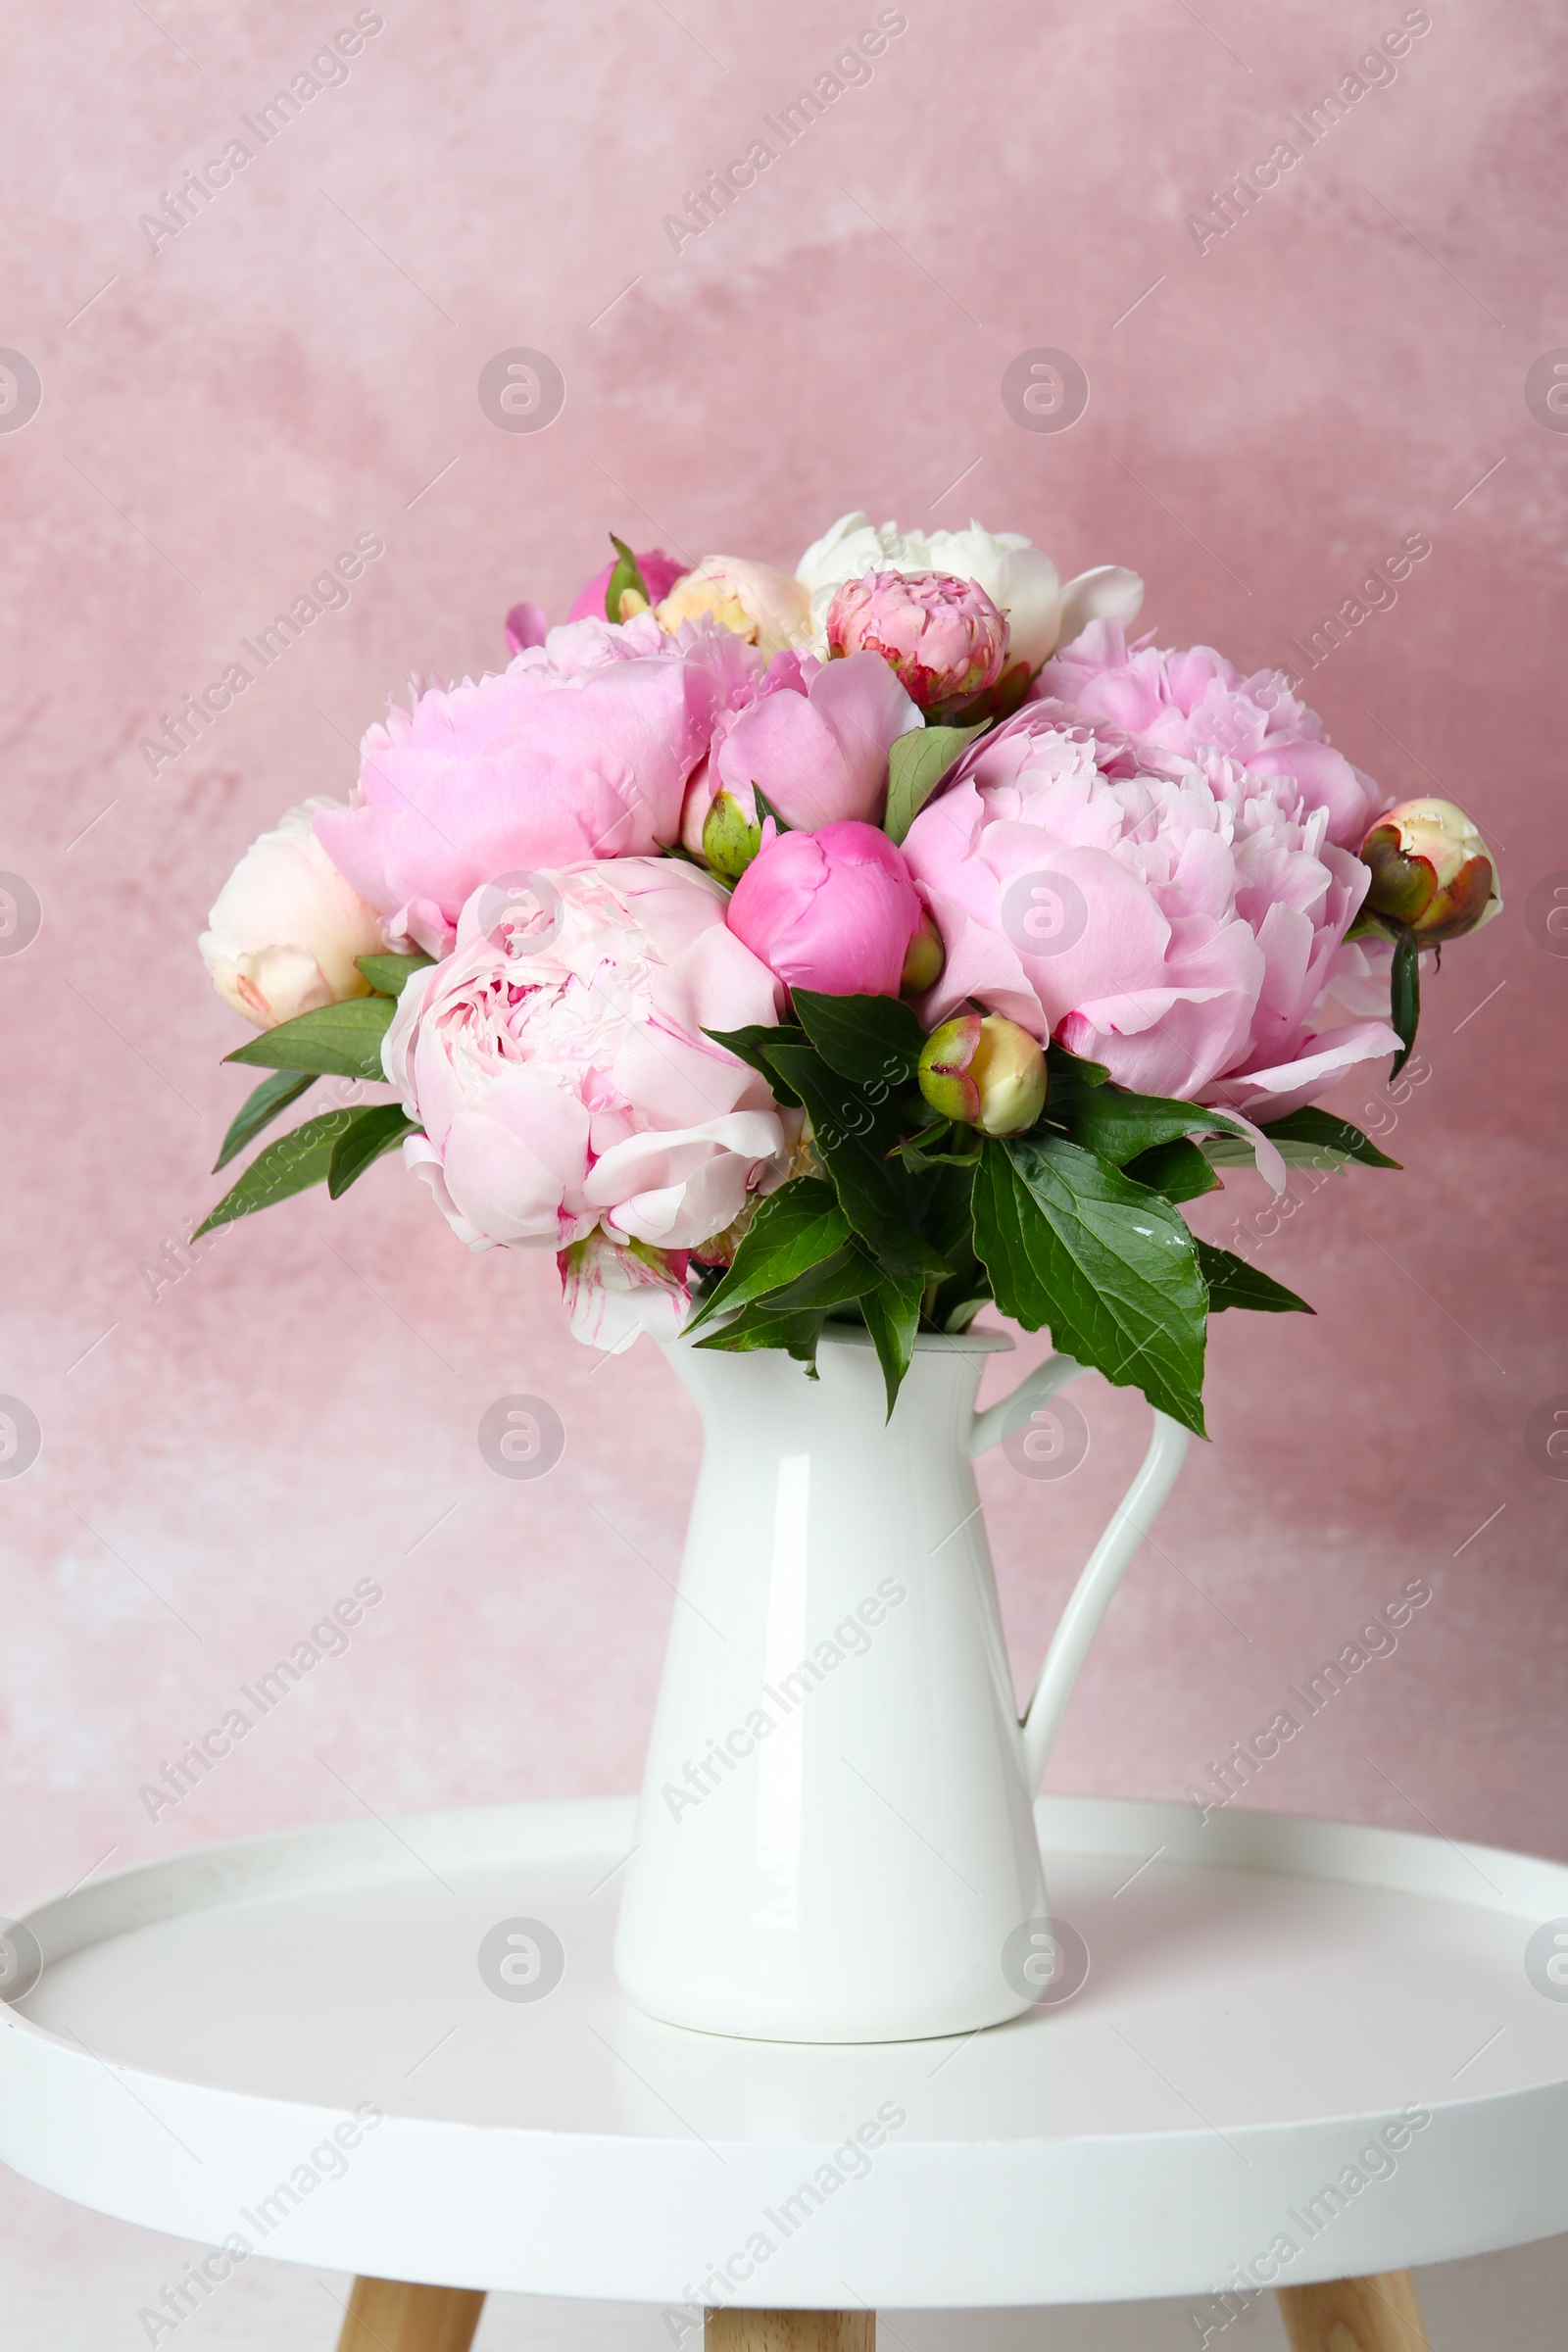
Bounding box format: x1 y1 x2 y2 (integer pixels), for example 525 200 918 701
1276 2270 1430 2351
334 2277 486 2352
705 2314 873 2351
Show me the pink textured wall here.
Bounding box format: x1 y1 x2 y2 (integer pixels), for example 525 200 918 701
2 0 1564 1937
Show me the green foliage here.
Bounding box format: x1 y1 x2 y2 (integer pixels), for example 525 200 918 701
194 1110 360 1238
765 1043 946 1281
790 992 924 1088
224 997 396 1082
882 721 987 845
972 1136 1209 1436
1201 1106 1400 1174
1390 924 1420 1079
686 1181 851 1334
1124 1137 1223 1203
1045 1054 1248 1164
860 1270 924 1415
1197 1242 1315 1316
327 1104 418 1199
356 952 434 998
213 1069 316 1172
706 1021 808 1104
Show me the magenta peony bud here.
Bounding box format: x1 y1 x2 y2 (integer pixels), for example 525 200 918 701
918 1012 1047 1138
824 568 1009 710
1358 798 1501 943
726 821 923 998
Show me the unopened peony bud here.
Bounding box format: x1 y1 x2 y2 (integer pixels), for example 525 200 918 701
918 1013 1047 1138
900 907 945 995
825 569 1009 710
701 787 763 883
727 821 923 998
1358 799 1500 943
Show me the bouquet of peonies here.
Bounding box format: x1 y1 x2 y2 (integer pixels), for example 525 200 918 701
198 514 1499 1433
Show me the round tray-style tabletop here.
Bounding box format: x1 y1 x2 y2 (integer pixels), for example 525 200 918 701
2 1794 1565 2310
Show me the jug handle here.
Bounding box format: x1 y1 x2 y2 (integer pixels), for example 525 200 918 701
970 1353 1191 1794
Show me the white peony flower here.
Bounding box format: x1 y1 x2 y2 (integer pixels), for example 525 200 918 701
200 797 384 1030
558 1231 693 1354
795 511 1145 672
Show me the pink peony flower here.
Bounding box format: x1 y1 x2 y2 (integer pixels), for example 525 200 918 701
825 569 1009 709
200 797 384 1029
1035 620 1384 852
314 616 710 958
567 546 685 623
504 602 548 656
679 649 922 853
726 820 924 999
382 858 798 1256
903 718 1398 1116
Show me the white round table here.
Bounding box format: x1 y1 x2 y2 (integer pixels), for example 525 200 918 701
3 1793 1565 2352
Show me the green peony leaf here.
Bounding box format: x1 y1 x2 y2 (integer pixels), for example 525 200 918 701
764 1042 947 1281
704 1022 808 1105
882 721 988 846
1261 1106 1401 1170
972 1135 1208 1436
685 1179 850 1334
696 1306 826 1368
861 1269 924 1418
790 991 925 1088
1046 1041 1109 1088
327 1102 418 1199
1123 1137 1223 1203
193 1109 359 1239
1197 1241 1315 1316
1046 1059 1249 1166
1201 1107 1400 1174
213 1068 317 1172
224 996 397 1082
356 952 434 999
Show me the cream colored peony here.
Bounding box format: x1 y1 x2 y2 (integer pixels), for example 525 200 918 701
200 797 384 1029
655 555 812 662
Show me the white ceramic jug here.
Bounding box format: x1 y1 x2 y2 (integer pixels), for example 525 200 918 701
612 1327 1190 2043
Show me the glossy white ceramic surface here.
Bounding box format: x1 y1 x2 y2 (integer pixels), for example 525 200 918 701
612 1332 1188 2040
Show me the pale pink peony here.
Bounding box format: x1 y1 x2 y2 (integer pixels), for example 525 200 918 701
727 820 924 999
382 858 798 1257
567 546 685 623
679 649 922 853
825 569 1008 709
903 718 1398 1118
200 797 384 1029
1035 620 1384 852
314 616 711 958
